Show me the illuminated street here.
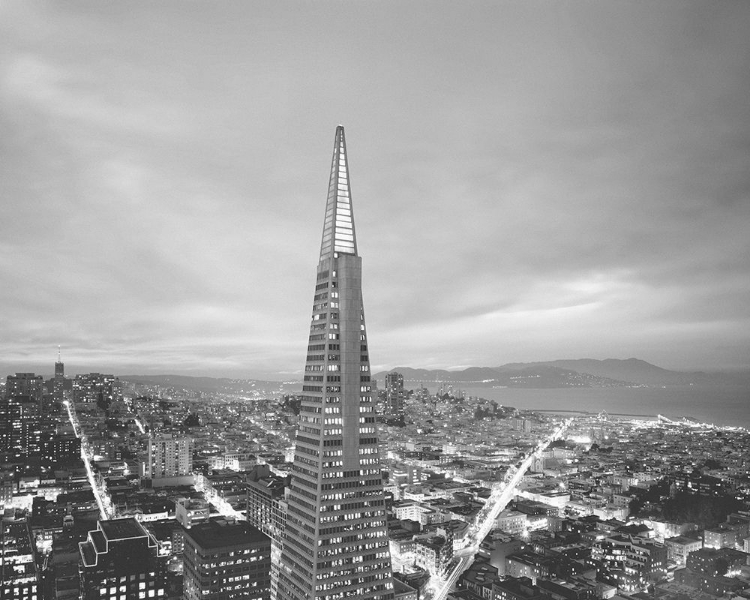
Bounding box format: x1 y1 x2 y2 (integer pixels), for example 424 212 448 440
430 419 572 600
63 401 115 520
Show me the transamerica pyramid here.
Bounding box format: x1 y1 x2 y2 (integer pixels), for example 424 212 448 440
276 126 394 600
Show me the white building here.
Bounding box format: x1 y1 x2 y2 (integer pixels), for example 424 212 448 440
144 434 193 479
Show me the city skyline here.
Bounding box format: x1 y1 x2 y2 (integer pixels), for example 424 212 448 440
2 1 750 378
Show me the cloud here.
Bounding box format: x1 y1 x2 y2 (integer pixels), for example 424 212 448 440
1 1 749 376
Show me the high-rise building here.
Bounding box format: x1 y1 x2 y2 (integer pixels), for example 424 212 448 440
183 519 271 600
0 395 43 459
247 474 289 600
5 373 44 403
384 372 405 418
276 126 393 600
78 518 168 600
54 349 65 404
145 434 193 479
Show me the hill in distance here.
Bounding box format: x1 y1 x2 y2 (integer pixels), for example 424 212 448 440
374 358 742 388
116 359 747 394
119 374 299 396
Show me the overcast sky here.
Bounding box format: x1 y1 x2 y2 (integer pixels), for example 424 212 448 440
1 1 749 379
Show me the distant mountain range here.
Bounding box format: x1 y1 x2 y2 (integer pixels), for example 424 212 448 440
119 374 297 395
116 359 747 394
374 358 746 388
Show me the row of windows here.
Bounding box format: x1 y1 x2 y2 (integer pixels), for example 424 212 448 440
321 490 386 502
319 519 386 536
319 498 384 512
321 478 381 490
315 540 388 558
290 485 316 501
296 455 319 468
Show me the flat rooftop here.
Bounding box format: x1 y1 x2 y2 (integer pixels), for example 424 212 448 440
100 518 146 540
185 519 269 550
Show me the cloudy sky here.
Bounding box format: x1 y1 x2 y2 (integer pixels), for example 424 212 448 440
1 1 749 379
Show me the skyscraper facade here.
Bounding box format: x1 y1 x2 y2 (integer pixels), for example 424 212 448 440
384 372 405 419
54 352 65 404
276 126 393 600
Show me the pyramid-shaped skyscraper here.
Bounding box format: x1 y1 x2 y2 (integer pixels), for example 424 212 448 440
276 126 394 600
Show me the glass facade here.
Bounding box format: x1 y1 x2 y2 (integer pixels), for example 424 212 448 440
320 128 357 259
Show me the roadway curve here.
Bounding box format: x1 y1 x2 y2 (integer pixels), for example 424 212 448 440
430 419 571 600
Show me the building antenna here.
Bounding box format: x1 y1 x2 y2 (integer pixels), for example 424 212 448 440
58 345 61 362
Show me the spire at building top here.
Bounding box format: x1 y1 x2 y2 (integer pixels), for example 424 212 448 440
319 125 357 260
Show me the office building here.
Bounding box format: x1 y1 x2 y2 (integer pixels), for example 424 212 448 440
247 474 287 541
276 126 393 600
183 519 271 600
0 519 40 600
5 372 44 403
384 372 405 418
78 518 168 600
248 474 289 600
0 395 43 459
145 434 193 479
54 352 65 403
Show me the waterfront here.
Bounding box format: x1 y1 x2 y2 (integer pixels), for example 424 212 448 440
428 384 750 429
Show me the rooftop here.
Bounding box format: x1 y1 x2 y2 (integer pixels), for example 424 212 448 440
100 518 147 541
184 518 269 550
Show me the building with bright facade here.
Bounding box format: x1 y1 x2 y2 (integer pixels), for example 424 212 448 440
144 434 193 479
276 126 393 600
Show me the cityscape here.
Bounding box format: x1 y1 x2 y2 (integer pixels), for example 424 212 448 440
2 3 750 600
1 126 749 600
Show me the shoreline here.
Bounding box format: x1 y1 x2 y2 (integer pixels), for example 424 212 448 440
529 408 658 418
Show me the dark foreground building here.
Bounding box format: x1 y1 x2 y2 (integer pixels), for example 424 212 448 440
276 126 394 600
182 518 271 600
78 518 167 600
